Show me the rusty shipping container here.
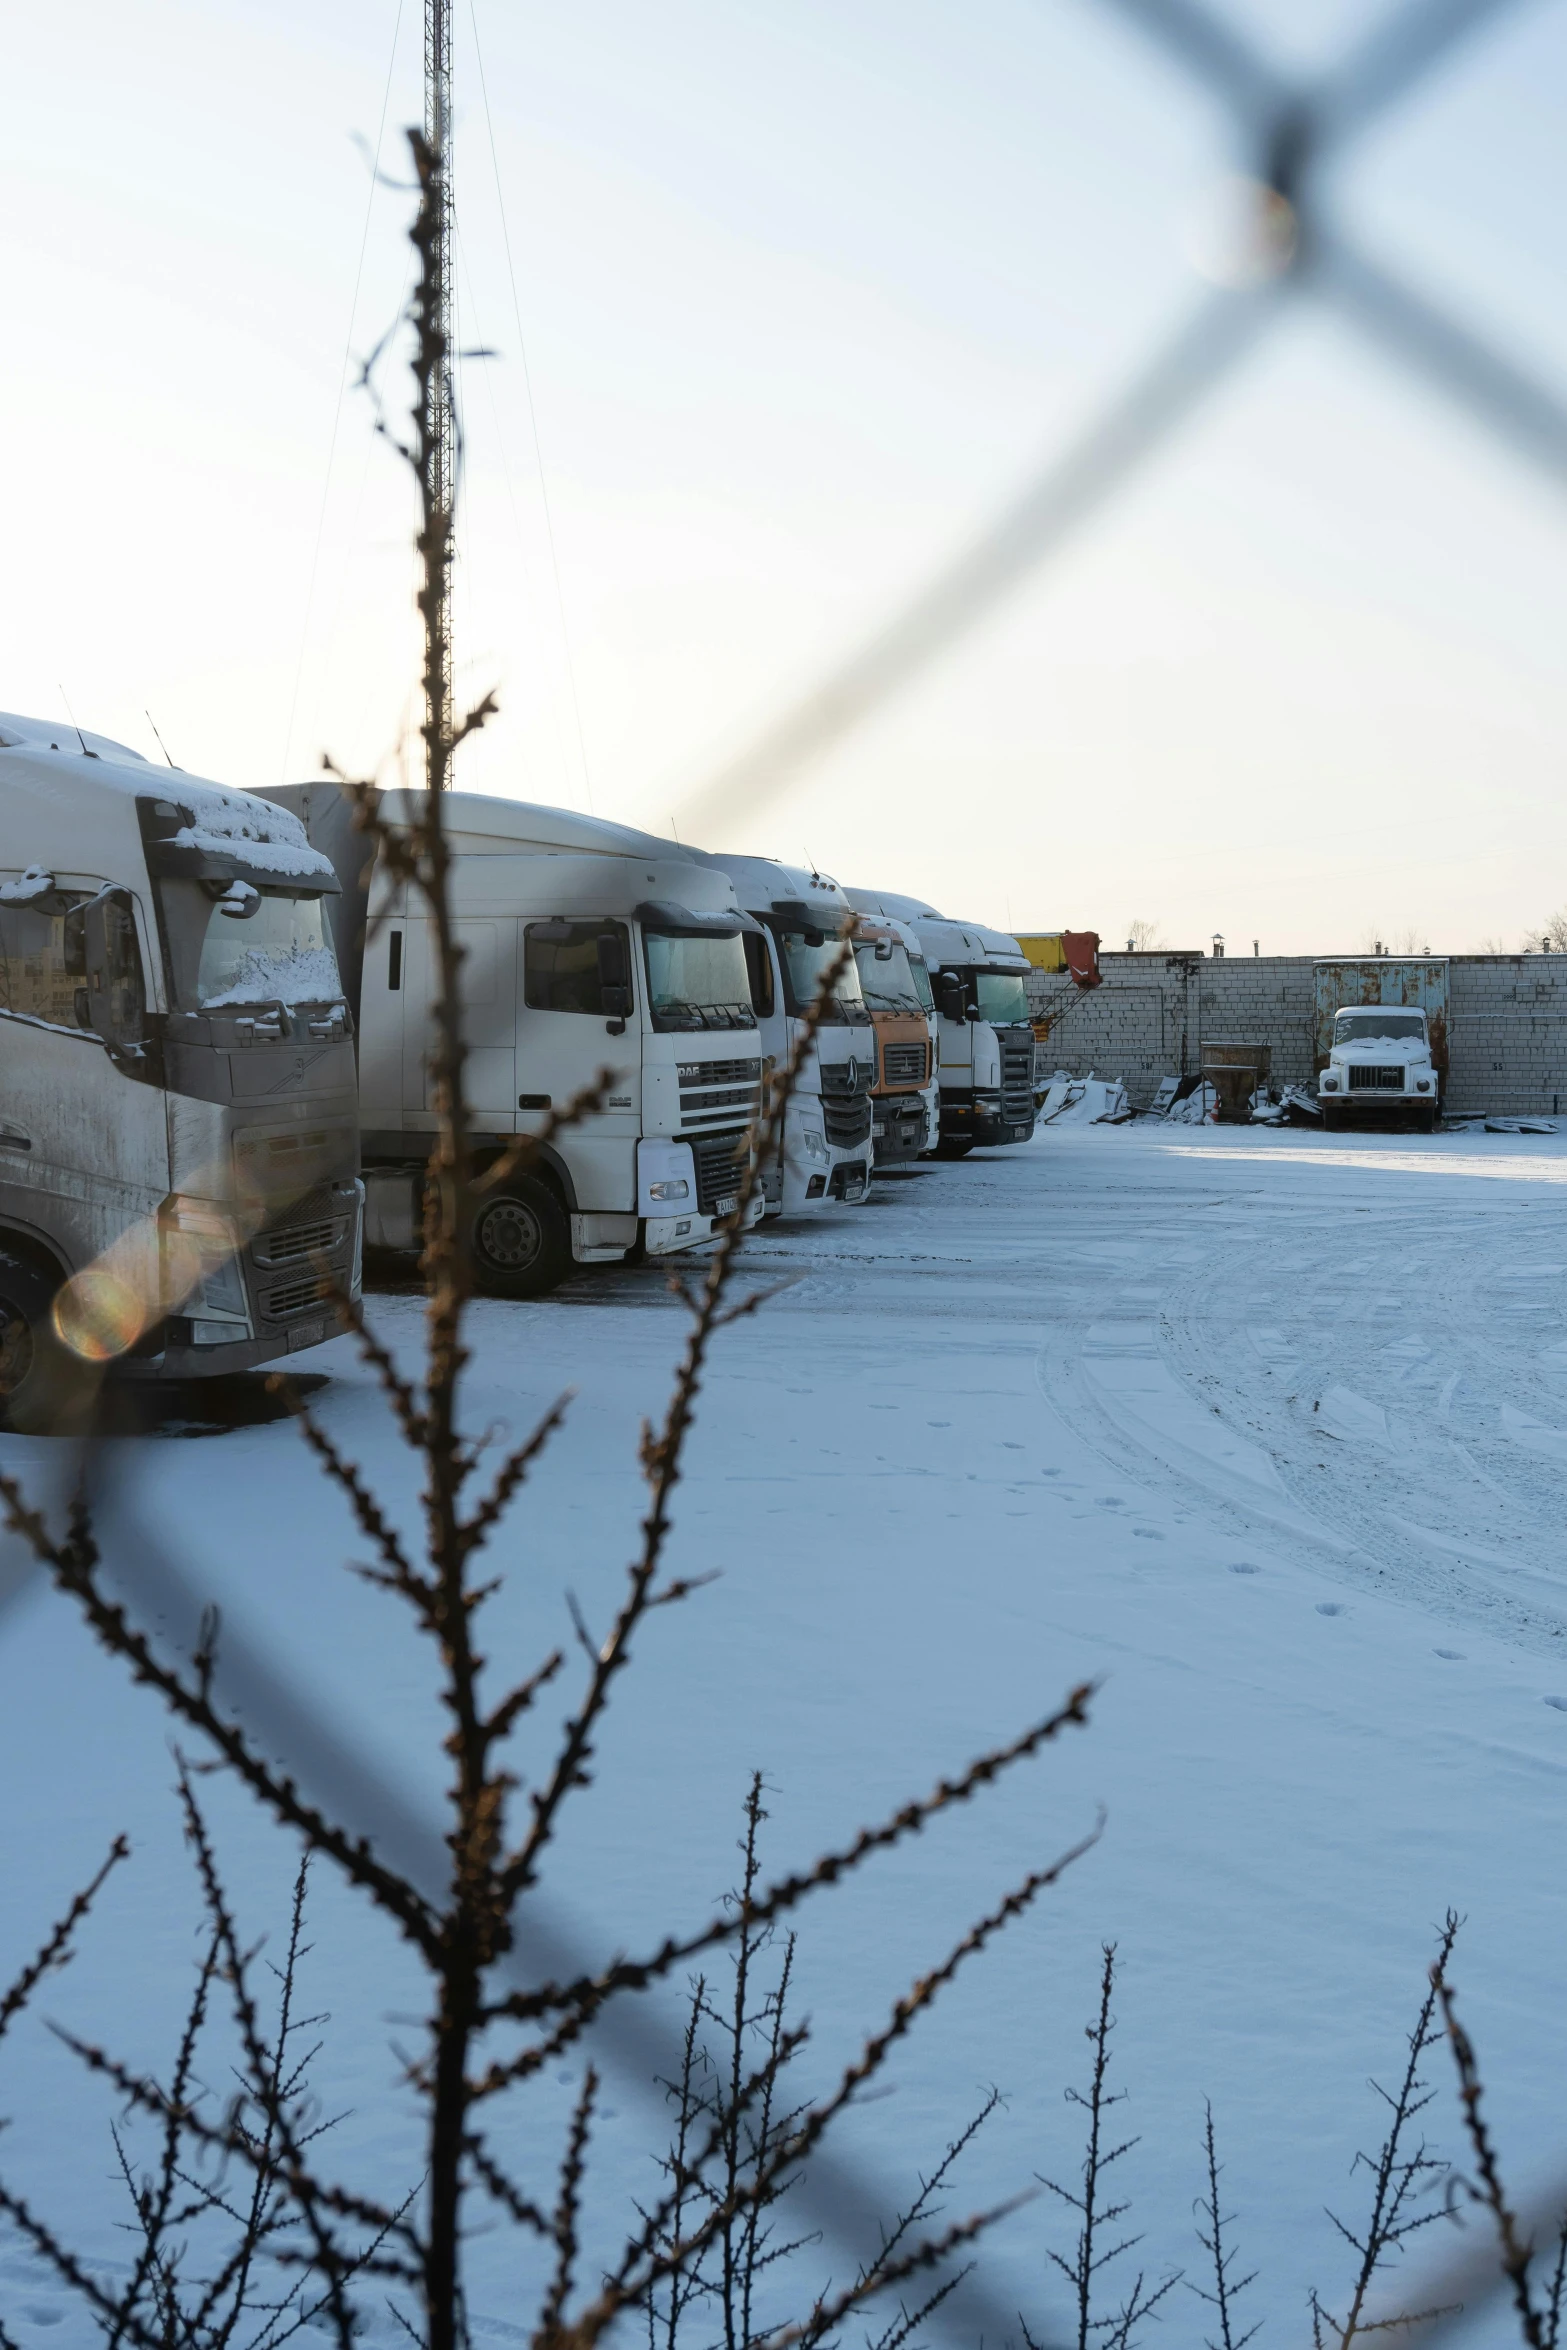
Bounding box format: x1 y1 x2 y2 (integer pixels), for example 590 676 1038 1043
1313 959 1450 1081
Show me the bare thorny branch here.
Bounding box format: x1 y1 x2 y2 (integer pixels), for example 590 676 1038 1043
0 114 1102 2350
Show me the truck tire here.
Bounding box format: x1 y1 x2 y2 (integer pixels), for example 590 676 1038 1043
0 1248 81 1434
466 1177 572 1300
933 1138 975 1160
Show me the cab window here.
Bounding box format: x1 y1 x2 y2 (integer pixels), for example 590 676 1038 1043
0 890 87 1027
524 920 630 1015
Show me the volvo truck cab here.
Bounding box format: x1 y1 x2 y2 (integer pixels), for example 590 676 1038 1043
846 890 1035 1158
0 712 361 1430
696 856 873 1215
271 786 766 1295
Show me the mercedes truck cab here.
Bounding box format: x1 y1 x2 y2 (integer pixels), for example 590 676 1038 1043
694 856 873 1216
845 890 1035 1158
0 712 361 1430
271 786 766 1295
850 912 938 1166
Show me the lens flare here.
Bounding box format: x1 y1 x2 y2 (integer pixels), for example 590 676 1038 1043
53 1269 147 1362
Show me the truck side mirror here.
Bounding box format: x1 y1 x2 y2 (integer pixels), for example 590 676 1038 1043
595 932 628 990
78 888 148 1061
936 976 966 1023
601 983 631 1020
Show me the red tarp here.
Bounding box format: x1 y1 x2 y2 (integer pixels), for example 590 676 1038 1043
1063 930 1102 989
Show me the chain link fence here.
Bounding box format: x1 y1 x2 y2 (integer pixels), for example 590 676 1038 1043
7 0 1567 2339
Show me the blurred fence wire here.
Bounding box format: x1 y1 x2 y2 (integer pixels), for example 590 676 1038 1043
676 0 1567 844
8 0 1567 2342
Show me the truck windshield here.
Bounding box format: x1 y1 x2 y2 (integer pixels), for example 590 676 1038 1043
772 926 870 1025
642 929 757 1032
974 970 1030 1025
154 877 344 1012
909 956 935 1015
1334 1010 1426 1042
853 939 924 1013
195 891 343 1009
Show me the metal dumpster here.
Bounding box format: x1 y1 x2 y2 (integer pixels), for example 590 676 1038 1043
1202 1040 1272 1124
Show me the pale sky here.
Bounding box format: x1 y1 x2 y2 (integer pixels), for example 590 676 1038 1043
7 0 1567 951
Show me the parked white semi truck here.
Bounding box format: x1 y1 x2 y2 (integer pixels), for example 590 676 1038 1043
696 856 873 1214
844 891 1035 1157
0 712 361 1430
270 785 766 1294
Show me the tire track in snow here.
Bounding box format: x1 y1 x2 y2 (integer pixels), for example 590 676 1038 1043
1036 1186 1567 1654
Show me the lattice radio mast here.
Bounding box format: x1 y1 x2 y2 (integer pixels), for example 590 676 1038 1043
424 0 456 766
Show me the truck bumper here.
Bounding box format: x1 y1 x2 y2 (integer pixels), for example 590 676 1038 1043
871 1095 928 1164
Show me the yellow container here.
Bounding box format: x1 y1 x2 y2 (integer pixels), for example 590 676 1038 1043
1015 934 1067 972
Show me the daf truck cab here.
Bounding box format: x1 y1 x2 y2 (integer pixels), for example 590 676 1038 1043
846 890 1035 1158
271 785 766 1295
0 712 361 1431
696 857 873 1215
851 912 938 1166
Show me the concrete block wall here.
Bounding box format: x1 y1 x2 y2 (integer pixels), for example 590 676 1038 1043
1025 953 1567 1116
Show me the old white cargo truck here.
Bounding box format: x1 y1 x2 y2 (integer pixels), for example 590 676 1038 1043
844 890 1036 1157
1315 958 1447 1132
0 711 361 1430
270 785 766 1294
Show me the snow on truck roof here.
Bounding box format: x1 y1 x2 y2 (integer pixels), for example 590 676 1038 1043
846 886 1027 972
0 711 333 886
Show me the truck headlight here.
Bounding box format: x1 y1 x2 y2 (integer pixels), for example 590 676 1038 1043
801 1127 831 1164
1321 1075 1339 1092
1415 1077 1433 1092
647 1178 690 1201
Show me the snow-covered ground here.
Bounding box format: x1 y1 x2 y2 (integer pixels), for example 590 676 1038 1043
6 1120 1567 2343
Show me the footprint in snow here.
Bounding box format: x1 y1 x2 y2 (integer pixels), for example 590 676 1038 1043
1001 1441 1024 1450
1096 1497 1124 1509
1544 1696 1567 1713
1316 1602 1346 1617
927 1420 950 1428
1434 1649 1465 1661
1132 1528 1164 1541
1229 1563 1260 1575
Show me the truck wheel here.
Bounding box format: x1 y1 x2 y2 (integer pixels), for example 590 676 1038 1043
0 1249 81 1434
933 1138 975 1160
466 1178 572 1300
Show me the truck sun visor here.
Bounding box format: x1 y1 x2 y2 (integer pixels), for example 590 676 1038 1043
634 899 757 938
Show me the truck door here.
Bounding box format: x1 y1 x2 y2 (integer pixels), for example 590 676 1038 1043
0 878 170 1272
517 919 641 1211
400 917 519 1122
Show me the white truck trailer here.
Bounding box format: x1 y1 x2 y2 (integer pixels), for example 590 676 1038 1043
844 890 1035 1157
270 785 765 1294
695 856 873 1213
0 712 361 1430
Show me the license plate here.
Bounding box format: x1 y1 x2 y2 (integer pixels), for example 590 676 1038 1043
714 1195 737 1217
288 1317 327 1351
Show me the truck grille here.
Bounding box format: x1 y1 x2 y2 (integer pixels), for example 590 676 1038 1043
691 1129 748 1216
253 1216 337 1266
679 1084 760 1114
679 1058 760 1087
819 1056 872 1150
881 1042 928 1087
1001 1037 1034 1121
1347 1065 1405 1090
265 1271 337 1320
